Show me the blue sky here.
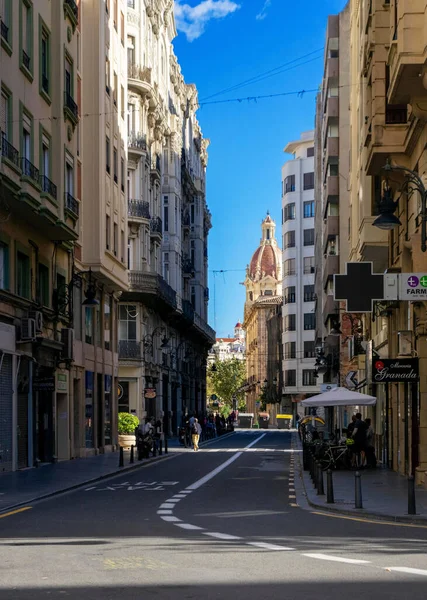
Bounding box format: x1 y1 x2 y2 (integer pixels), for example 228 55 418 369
173 0 348 337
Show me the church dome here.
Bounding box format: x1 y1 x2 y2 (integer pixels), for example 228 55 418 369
248 213 281 282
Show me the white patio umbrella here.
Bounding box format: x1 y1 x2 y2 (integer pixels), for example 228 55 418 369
300 387 376 439
300 387 377 407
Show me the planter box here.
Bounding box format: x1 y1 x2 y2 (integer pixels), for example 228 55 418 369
118 434 136 449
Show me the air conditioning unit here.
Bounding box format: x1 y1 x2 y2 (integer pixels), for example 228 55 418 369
61 328 75 362
28 310 43 333
20 318 36 341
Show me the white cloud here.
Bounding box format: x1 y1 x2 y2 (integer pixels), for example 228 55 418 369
256 0 272 21
174 0 241 42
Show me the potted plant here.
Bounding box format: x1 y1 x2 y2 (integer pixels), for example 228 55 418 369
118 412 139 449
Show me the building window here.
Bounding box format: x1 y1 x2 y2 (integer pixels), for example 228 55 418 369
190 203 195 224
113 147 118 183
119 305 137 341
284 230 295 248
163 252 169 283
264 289 273 296
16 251 30 298
1 0 12 50
121 85 125 120
303 229 315 246
307 147 314 157
304 340 315 358
285 370 296 386
284 203 296 221
120 11 124 45
40 23 50 99
121 229 125 263
65 55 73 97
106 214 110 249
191 286 196 309
285 341 296 359
164 205 169 232
105 59 110 94
1 88 11 141
104 294 111 350
120 157 124 192
127 35 135 66
284 286 295 304
20 0 33 76
41 134 50 178
303 256 315 274
285 314 296 331
303 172 315 190
303 201 315 218
304 284 315 302
113 223 118 256
106 136 110 174
284 175 295 193
303 370 316 386
304 313 316 330
65 155 74 196
0 242 10 290
38 263 49 306
21 111 32 161
284 258 295 276
113 0 118 30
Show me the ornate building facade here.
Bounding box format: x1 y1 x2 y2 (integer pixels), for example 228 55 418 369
208 322 245 365
243 215 282 419
118 0 214 436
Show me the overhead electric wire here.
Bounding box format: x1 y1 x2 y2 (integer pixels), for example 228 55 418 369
200 48 324 101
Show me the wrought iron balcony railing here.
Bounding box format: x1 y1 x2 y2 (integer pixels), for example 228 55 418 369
150 216 162 234
128 199 150 219
64 91 78 121
65 192 79 217
119 340 142 359
128 131 147 151
40 175 57 199
1 133 20 168
21 157 40 184
22 50 31 71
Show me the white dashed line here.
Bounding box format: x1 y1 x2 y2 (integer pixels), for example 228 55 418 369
203 532 242 541
248 542 294 551
384 567 427 577
175 523 204 531
303 553 370 565
161 516 182 523
159 503 176 509
165 499 181 503
157 510 173 515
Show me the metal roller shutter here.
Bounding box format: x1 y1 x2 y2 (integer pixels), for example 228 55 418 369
0 353 13 472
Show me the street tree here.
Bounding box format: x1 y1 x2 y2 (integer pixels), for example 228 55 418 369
207 358 246 411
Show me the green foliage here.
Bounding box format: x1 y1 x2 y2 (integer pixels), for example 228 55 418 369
207 358 246 410
118 412 139 434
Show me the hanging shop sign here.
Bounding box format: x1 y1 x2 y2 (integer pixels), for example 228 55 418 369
144 387 157 399
399 274 427 300
33 375 55 392
372 358 419 383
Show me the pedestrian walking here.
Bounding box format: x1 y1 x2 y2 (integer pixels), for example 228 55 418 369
191 418 202 451
364 418 377 468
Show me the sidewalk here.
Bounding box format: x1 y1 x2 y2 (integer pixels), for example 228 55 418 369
293 434 427 524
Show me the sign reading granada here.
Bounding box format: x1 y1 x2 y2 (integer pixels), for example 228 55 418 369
372 358 419 383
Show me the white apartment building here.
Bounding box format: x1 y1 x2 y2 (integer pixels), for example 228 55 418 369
119 0 214 435
281 131 319 411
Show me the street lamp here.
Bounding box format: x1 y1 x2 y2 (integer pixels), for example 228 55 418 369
144 328 169 355
53 267 99 324
373 159 427 252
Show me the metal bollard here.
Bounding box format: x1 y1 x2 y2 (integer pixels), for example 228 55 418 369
119 446 124 467
355 471 363 508
159 440 163 455
130 445 134 464
165 438 168 454
408 475 416 515
326 469 334 504
313 457 318 489
317 462 325 495
303 446 309 471
311 453 316 483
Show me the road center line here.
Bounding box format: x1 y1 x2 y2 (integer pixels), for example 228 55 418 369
303 553 370 565
248 542 294 551
384 567 427 577
186 433 267 491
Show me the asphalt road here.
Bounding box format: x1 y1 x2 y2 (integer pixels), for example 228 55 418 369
1 430 427 599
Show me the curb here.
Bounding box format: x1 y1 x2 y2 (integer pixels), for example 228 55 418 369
0 432 236 514
292 434 427 527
